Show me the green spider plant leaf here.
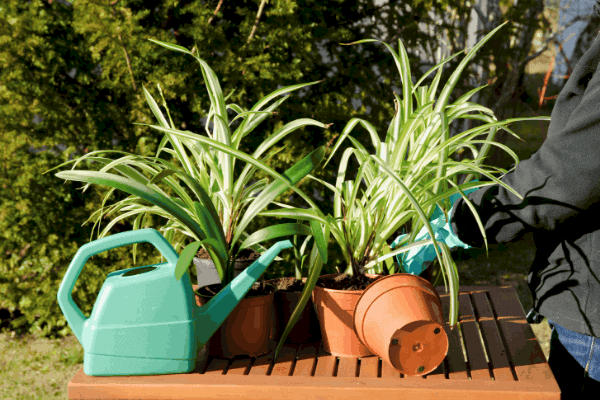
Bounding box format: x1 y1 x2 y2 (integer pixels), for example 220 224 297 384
232 146 325 246
323 118 379 169
175 242 202 282
142 124 323 213
175 238 228 282
234 80 323 146
239 223 312 253
310 219 329 265
55 170 206 242
149 168 178 185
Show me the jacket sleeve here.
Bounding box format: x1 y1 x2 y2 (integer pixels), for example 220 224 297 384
450 58 600 247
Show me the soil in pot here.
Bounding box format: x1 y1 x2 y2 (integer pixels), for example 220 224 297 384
315 273 380 291
271 277 305 292
311 272 383 357
266 277 321 344
195 281 275 359
196 280 275 298
196 246 260 262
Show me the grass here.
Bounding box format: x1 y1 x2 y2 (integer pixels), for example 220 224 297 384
0 331 83 399
0 106 554 398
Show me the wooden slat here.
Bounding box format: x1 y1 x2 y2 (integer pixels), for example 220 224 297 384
403 374 426 380
487 287 554 383
292 342 319 376
471 291 515 381
314 345 336 377
270 344 297 376
459 292 492 380
381 358 400 378
424 361 446 380
358 356 379 378
438 291 469 380
69 369 561 399
337 357 358 377
436 286 502 294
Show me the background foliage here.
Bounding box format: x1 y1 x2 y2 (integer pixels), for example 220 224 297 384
0 0 588 338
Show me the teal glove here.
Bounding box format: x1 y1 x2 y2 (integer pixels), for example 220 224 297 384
390 180 480 275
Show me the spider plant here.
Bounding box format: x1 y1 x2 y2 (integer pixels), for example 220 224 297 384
49 38 330 287
260 21 551 327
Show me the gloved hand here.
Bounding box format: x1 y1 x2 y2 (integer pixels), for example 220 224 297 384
390 180 480 275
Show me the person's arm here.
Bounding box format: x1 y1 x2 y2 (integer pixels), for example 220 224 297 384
451 50 600 247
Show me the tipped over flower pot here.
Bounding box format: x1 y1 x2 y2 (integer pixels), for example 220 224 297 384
353 273 448 376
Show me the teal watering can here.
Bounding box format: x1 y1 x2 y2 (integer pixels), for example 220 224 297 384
57 228 293 376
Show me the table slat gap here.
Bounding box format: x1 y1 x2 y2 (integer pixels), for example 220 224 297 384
203 357 229 375
458 292 491 380
439 292 469 380
247 351 274 376
469 292 491 364
293 342 319 377
443 357 450 379
271 344 297 376
314 344 336 377
336 356 358 378
226 357 252 375
423 356 446 380
456 321 469 364
485 289 519 381
471 291 515 381
357 356 378 378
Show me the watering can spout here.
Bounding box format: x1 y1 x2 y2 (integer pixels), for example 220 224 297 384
196 239 293 347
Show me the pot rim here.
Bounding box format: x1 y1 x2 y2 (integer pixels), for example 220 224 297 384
311 273 383 294
193 284 275 303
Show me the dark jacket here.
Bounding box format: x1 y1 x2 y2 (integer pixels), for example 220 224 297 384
450 33 600 337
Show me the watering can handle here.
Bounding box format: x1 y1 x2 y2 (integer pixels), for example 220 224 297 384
56 229 179 344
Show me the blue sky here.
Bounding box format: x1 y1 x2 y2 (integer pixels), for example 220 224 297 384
553 0 597 83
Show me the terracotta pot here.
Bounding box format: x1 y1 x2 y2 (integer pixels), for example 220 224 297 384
353 273 448 376
265 277 321 344
193 284 274 359
311 273 382 357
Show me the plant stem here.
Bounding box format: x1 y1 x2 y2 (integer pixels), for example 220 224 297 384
207 0 225 26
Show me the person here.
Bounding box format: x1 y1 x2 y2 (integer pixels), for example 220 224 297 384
399 3 600 398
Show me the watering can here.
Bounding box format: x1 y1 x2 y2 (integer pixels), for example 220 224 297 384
57 228 293 376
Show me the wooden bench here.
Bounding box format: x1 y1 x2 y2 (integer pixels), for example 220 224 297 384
66 286 560 399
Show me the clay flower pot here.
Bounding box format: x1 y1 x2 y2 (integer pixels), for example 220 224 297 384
353 273 448 376
193 284 274 359
265 277 321 344
311 273 382 357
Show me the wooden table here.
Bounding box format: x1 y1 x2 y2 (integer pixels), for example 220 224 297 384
66 286 560 399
